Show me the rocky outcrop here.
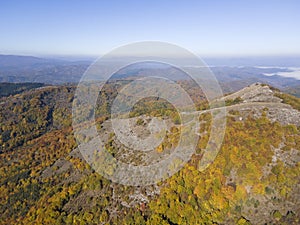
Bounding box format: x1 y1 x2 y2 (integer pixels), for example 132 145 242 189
222 83 282 103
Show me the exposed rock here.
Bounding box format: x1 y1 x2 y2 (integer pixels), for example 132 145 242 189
222 83 282 103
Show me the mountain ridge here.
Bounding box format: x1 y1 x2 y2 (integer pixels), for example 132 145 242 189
0 82 299 224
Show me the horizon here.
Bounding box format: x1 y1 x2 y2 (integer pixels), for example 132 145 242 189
2 52 300 80
1 2 300 225
2 53 300 62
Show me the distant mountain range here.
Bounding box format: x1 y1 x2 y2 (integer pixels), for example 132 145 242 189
1 54 300 94
204 55 300 67
0 55 89 84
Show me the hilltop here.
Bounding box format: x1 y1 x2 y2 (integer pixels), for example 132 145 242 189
0 82 299 224
219 83 300 126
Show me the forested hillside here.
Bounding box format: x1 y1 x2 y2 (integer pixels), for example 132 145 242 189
0 83 45 98
0 83 299 224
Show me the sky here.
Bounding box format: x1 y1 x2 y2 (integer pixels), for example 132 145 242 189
0 0 300 57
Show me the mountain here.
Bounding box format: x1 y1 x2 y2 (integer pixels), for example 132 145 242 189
211 66 300 93
1 55 300 95
0 55 67 68
0 82 45 98
0 82 299 224
204 56 300 67
0 54 91 68
283 85 300 98
0 55 89 84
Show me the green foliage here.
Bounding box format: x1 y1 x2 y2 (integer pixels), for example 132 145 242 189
0 84 299 225
147 115 300 224
136 118 145 126
272 210 282 220
0 86 74 152
0 82 44 97
236 217 252 225
225 97 243 106
275 92 300 110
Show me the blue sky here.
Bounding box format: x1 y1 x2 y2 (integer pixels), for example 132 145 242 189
0 0 299 57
